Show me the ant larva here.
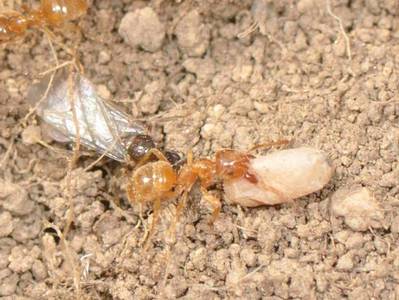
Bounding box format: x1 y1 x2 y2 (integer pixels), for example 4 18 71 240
0 0 88 42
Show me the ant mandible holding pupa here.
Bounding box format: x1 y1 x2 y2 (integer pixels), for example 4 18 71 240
126 139 333 246
0 0 87 42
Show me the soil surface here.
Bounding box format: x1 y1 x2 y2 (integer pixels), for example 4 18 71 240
1 0 399 299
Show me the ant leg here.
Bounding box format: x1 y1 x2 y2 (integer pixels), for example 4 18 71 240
167 150 196 235
167 190 188 238
186 149 193 165
250 140 290 152
135 148 169 168
201 187 221 225
143 198 161 249
126 181 135 204
127 182 147 233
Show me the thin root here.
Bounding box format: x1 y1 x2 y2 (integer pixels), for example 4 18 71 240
326 0 352 61
237 21 259 39
44 221 81 298
0 138 14 169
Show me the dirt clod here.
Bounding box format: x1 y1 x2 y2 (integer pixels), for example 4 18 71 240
175 10 210 57
0 181 34 216
336 251 354 271
21 125 42 145
330 186 384 231
119 7 165 52
0 212 13 238
0 273 18 296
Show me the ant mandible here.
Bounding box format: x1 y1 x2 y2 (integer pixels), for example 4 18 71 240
127 141 286 247
0 0 87 42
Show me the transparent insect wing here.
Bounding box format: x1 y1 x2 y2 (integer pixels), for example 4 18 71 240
28 70 147 161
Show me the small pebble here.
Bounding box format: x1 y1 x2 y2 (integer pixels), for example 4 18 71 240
31 260 47 281
97 84 111 100
336 252 354 271
138 80 164 114
201 123 216 140
0 181 34 216
345 232 365 249
8 246 34 273
0 273 18 296
208 104 225 119
98 51 111 64
0 212 13 238
190 247 207 272
21 125 42 145
240 248 257 267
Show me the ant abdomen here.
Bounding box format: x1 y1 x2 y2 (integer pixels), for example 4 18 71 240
40 0 88 26
130 161 177 202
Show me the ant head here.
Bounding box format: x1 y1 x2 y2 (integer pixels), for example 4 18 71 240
215 149 252 181
128 134 156 161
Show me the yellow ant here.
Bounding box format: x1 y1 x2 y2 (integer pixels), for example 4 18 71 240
127 141 288 247
0 0 87 42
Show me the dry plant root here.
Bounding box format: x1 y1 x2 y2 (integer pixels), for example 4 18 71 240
326 0 352 61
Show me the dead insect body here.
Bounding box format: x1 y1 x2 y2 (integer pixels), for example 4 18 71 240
28 70 151 162
0 0 87 42
29 70 184 168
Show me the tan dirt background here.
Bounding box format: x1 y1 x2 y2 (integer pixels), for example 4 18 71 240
1 0 399 299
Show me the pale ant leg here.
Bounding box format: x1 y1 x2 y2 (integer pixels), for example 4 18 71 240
167 189 188 238
127 181 148 237
135 148 169 168
186 149 194 165
167 149 194 238
126 181 135 204
201 187 221 225
143 198 161 249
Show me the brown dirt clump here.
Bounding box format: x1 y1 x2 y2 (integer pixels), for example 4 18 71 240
1 0 399 299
